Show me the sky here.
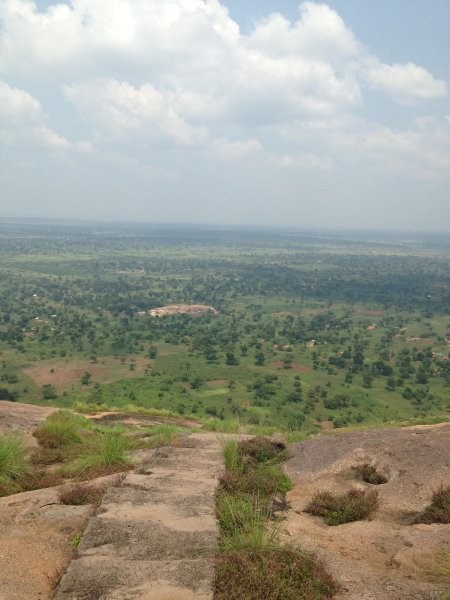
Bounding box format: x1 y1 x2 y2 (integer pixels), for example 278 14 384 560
1 0 450 231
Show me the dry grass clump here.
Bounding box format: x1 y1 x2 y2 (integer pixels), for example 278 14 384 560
414 486 450 524
215 549 337 600
59 474 124 506
306 489 379 526
237 437 291 466
20 471 65 491
353 463 388 485
58 482 106 506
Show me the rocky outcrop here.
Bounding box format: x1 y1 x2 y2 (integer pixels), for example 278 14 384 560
284 424 450 599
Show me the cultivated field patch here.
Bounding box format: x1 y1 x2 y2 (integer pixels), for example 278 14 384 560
22 357 149 392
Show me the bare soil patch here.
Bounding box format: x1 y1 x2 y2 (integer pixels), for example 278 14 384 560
149 304 218 317
284 424 450 599
407 338 433 345
206 379 228 387
22 356 149 392
361 310 385 316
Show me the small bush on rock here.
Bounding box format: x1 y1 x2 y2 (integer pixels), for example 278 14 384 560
306 489 379 525
414 486 450 524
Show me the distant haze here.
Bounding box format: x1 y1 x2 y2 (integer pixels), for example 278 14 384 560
1 1 449 231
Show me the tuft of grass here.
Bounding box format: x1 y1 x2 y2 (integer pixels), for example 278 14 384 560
414 486 450 524
0 433 29 488
215 548 337 600
34 411 90 450
222 439 243 475
306 489 379 525
142 423 182 448
353 463 388 485
69 430 135 477
216 492 279 552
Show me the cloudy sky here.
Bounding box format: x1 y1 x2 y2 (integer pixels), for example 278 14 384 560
1 0 449 231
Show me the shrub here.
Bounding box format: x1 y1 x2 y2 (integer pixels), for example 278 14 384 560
215 549 337 600
59 482 108 506
306 489 379 525
0 433 28 488
414 486 450 524
353 463 388 485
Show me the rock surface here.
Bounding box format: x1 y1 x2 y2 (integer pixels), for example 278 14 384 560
284 423 450 600
0 400 55 446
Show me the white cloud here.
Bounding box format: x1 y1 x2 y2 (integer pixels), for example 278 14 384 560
0 80 71 149
0 1 449 226
270 152 333 171
366 62 447 104
247 2 360 61
212 138 262 159
64 80 208 146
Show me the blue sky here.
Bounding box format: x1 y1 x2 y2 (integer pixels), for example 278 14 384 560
1 1 449 230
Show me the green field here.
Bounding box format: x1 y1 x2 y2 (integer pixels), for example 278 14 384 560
0 222 449 430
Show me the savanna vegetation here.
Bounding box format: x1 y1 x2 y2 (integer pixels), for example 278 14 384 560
0 221 449 431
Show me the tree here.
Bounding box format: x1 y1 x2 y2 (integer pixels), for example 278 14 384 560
81 371 92 385
148 345 158 359
254 351 265 366
226 351 239 366
42 384 57 399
